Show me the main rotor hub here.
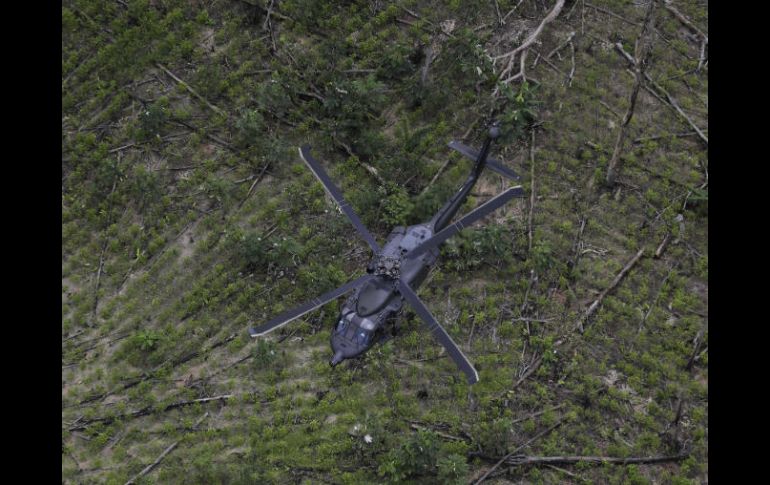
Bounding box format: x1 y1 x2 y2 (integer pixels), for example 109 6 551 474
374 255 401 279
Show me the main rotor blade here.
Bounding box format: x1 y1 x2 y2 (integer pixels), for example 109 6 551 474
407 185 526 259
397 279 479 384
299 145 380 253
448 140 521 180
248 273 375 337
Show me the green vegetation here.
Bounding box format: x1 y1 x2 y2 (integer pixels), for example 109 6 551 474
63 0 707 483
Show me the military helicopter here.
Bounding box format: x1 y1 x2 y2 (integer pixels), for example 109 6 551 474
249 122 525 384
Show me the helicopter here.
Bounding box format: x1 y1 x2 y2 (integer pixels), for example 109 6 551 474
248 122 525 384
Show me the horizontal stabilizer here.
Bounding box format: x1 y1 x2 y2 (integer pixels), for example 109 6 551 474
448 140 521 180
408 185 525 259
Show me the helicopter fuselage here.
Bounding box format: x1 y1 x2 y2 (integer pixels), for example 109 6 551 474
329 223 440 365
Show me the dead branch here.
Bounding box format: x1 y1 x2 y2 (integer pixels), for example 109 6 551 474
502 0 526 24
506 316 554 323
62 330 85 343
661 0 707 43
614 44 708 146
633 131 703 144
697 39 707 72
511 404 565 424
409 422 468 442
70 395 232 431
599 100 621 119
77 334 236 406
606 1 655 186
685 319 707 370
568 39 576 86
108 131 189 154
173 119 233 150
420 157 453 197
528 129 536 252
475 417 566 484
546 464 588 482
654 233 671 258
531 48 569 78
334 138 386 185
513 353 543 390
500 452 689 467
91 164 120 324
577 248 645 333
493 0 566 86
155 63 226 118
569 215 587 269
546 31 576 59
124 412 209 485
493 0 504 26
420 44 435 87
639 263 675 333
237 161 271 211
262 0 276 31
584 2 641 27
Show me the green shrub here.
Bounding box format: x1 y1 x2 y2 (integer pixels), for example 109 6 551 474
378 430 440 483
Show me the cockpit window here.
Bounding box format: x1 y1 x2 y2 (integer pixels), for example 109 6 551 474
335 318 348 334
356 329 373 346
359 317 376 331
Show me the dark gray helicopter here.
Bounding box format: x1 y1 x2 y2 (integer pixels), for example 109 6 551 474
248 123 524 384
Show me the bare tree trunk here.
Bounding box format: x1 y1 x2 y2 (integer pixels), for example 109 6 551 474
606 2 656 186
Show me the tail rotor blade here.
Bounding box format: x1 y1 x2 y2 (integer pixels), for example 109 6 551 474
397 279 479 384
407 185 525 259
248 273 375 337
299 145 381 253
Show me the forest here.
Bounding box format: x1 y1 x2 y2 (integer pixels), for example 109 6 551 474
62 0 708 483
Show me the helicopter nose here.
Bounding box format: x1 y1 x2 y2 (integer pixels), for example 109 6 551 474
329 350 344 367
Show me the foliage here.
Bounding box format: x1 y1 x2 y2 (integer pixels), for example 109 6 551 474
379 183 414 226
443 224 516 271
137 100 169 140
498 81 538 143
378 430 468 483
234 109 265 149
134 330 161 351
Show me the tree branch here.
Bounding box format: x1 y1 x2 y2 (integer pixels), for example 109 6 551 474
156 63 227 118
124 412 209 485
577 248 645 333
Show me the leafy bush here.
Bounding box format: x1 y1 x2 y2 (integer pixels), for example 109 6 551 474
436 453 469 485
443 225 514 271
378 430 439 483
239 232 269 270
473 417 512 456
498 81 537 143
138 100 169 140
133 330 161 351
379 184 414 226
234 109 265 148
378 430 469 484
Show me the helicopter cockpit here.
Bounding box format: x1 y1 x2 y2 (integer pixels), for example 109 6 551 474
335 312 376 346
330 310 379 366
